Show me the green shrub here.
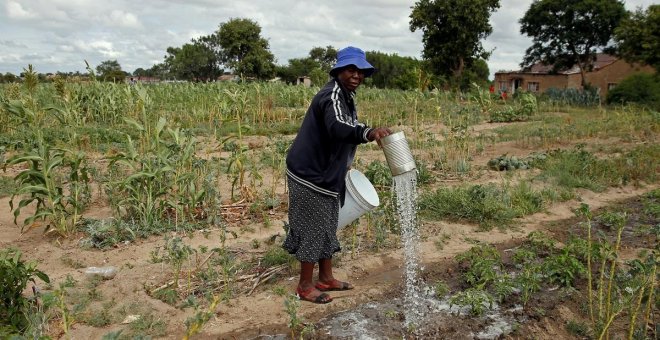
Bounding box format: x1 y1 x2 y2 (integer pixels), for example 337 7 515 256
0 248 49 334
363 160 391 188
606 73 660 108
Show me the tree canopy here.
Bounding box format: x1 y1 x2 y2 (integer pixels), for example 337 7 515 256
519 0 627 86
165 40 222 81
212 18 276 80
96 60 126 82
275 46 337 86
409 0 499 88
365 51 420 90
614 4 660 71
308 46 337 73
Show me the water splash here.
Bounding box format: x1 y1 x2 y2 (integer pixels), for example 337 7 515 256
393 170 422 327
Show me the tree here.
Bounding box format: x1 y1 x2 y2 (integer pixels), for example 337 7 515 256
519 0 627 86
275 46 337 85
458 58 490 90
1 72 19 83
146 63 171 79
409 0 499 88
164 41 222 81
133 68 148 77
275 57 319 84
614 5 660 71
212 18 275 80
365 51 420 90
308 46 337 73
96 60 126 82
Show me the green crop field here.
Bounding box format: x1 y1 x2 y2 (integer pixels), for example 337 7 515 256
1 76 658 339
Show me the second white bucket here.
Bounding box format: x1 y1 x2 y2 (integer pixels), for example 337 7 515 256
338 169 380 229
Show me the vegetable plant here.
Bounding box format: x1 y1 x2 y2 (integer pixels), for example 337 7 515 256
0 248 49 335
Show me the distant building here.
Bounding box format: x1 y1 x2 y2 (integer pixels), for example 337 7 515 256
126 76 160 84
218 74 239 82
296 76 312 87
494 54 655 98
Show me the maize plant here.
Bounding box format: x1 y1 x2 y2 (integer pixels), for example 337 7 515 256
106 133 174 232
105 116 209 232
7 133 91 235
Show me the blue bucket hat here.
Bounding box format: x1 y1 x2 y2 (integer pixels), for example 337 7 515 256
330 46 375 78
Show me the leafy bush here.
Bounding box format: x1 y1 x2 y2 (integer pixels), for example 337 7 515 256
449 287 494 316
487 154 530 171
543 249 586 287
455 244 502 287
606 73 660 108
489 105 521 122
489 92 537 122
363 160 391 188
0 248 49 335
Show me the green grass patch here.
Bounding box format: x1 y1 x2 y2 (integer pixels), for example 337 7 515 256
261 247 295 267
0 175 16 198
419 181 547 229
493 107 659 147
534 144 660 191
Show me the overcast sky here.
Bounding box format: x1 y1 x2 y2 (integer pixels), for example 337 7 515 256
1 0 655 79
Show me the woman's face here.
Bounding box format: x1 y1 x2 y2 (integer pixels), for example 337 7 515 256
337 65 365 91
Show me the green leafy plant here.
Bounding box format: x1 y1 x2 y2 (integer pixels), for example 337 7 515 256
7 133 91 235
152 236 195 290
492 274 515 303
105 116 209 232
515 263 543 307
363 160 392 188
183 294 220 340
487 154 530 171
284 293 315 339
0 248 50 335
434 280 449 298
449 287 494 316
543 249 585 287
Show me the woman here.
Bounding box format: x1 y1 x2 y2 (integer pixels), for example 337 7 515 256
283 46 391 303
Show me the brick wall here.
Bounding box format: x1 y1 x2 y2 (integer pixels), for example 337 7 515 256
494 59 655 97
586 60 655 97
494 73 569 93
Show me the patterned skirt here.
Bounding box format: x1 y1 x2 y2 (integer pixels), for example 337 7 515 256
283 176 341 263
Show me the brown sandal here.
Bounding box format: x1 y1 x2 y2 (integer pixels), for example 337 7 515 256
315 279 354 291
296 286 333 304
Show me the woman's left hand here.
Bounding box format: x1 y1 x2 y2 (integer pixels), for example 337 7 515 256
368 127 392 147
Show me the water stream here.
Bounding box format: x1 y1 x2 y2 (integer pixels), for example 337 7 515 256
392 170 423 327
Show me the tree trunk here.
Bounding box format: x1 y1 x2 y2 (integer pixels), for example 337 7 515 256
578 63 588 88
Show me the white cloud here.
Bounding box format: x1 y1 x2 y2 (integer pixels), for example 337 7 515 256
106 10 141 29
6 1 36 19
0 53 22 63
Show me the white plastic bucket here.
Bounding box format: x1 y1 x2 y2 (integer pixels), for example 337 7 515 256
338 169 380 229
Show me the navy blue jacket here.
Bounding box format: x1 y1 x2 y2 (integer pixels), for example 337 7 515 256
286 79 372 203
